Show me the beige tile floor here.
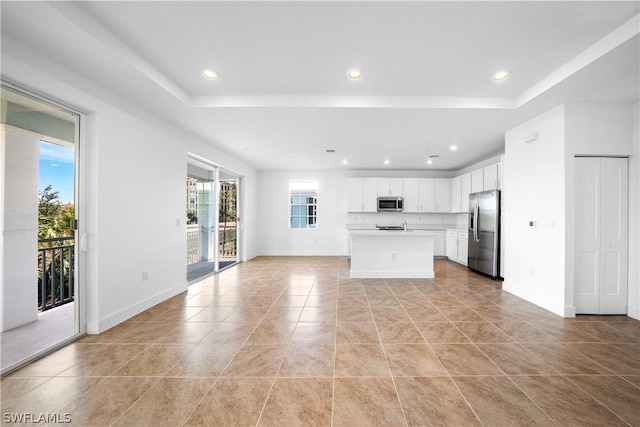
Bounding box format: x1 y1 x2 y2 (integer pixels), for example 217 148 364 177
2 257 639 426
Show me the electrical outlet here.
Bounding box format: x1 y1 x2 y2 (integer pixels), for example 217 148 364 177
142 271 148 281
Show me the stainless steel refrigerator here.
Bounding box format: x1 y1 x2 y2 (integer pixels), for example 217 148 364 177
468 190 500 278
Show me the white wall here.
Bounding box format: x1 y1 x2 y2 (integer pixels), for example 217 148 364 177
258 170 350 256
504 103 637 318
628 102 640 320
564 103 635 315
504 105 568 316
2 40 258 333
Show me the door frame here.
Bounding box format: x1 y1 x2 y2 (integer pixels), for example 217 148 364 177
1 80 87 372
187 153 243 273
574 155 629 315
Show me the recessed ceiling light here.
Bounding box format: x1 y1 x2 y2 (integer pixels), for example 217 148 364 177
348 69 363 80
449 145 458 151
426 159 433 165
492 70 509 81
342 159 349 165
202 69 219 80
384 159 390 165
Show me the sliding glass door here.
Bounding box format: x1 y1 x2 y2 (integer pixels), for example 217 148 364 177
1 83 83 373
186 157 241 282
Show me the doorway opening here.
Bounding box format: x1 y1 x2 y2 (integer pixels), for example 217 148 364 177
219 178 238 270
1 83 83 373
186 155 241 283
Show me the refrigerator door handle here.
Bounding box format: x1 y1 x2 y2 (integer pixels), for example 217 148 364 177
474 205 480 242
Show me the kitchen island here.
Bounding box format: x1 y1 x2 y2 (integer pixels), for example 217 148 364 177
349 229 434 278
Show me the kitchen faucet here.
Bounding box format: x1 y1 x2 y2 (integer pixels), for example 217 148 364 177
402 220 407 231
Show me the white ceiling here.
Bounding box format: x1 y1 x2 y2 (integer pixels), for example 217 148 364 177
2 1 638 171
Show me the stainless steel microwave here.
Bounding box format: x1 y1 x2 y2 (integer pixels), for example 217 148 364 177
377 197 404 212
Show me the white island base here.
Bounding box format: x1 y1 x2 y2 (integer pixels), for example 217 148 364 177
349 230 434 279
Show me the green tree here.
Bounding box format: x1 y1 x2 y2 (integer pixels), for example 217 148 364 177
38 185 74 240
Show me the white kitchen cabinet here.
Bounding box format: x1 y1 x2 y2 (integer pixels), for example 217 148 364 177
377 178 403 197
483 164 500 190
446 231 458 259
471 169 484 193
450 173 471 213
402 178 419 212
458 232 468 266
347 177 378 212
434 178 450 213
402 178 435 213
446 229 468 265
460 173 471 212
450 176 461 213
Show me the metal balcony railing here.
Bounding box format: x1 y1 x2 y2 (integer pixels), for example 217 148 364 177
38 236 74 312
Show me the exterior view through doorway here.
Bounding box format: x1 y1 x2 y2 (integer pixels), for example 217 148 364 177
186 155 240 282
1 82 84 373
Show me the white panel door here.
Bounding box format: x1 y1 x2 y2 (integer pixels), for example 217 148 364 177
575 157 628 314
575 159 601 313
599 158 628 313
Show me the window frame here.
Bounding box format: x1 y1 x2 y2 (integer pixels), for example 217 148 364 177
289 181 318 229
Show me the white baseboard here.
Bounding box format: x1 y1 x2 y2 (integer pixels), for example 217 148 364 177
502 281 567 318
257 251 348 257
87 282 188 334
628 304 640 320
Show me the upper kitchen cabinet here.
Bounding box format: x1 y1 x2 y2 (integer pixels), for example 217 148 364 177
449 173 471 213
471 169 484 193
460 173 471 211
483 164 500 190
403 178 435 213
347 177 378 212
450 176 461 212
434 178 450 212
377 178 403 197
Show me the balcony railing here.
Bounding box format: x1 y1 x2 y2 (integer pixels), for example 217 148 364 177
186 224 237 264
38 236 75 312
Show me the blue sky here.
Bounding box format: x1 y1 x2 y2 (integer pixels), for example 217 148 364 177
39 141 74 204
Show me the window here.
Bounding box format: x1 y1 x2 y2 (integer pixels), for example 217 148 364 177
289 181 317 229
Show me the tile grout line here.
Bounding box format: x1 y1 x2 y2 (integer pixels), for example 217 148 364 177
179 268 288 427
563 374 634 426
330 264 342 427
366 279 409 427
253 268 312 427
403 278 485 427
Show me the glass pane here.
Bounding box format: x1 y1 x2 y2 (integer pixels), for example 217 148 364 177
1 84 80 371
